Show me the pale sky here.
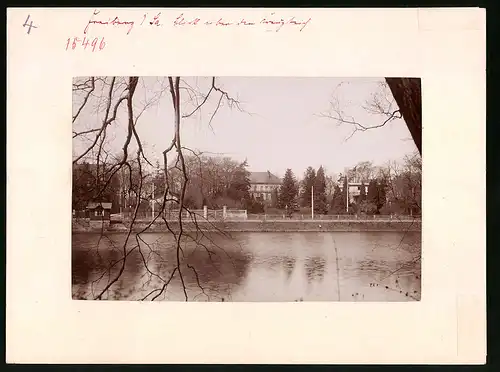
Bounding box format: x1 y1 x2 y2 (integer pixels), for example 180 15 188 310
73 77 418 179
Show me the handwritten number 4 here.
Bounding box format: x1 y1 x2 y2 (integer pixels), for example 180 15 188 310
23 15 38 34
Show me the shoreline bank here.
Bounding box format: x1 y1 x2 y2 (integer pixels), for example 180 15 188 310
72 219 421 233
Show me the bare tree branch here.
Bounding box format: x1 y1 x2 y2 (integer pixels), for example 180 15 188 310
319 86 402 142
73 77 95 123
73 76 247 302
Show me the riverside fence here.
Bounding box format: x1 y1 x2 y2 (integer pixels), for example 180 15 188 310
118 208 247 222
110 208 420 223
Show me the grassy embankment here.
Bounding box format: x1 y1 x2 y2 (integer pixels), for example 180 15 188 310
73 218 421 233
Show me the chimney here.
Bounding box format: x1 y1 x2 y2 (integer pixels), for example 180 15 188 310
267 170 271 179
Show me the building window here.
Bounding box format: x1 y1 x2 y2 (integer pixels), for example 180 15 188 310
95 210 104 217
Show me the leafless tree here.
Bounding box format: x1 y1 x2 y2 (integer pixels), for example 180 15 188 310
72 76 246 301
320 78 422 156
377 152 421 216
346 161 375 183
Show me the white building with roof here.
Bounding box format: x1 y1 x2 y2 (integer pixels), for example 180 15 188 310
249 171 282 203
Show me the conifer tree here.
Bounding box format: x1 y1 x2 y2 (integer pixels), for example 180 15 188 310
313 166 328 214
330 185 346 214
300 166 316 207
279 168 299 213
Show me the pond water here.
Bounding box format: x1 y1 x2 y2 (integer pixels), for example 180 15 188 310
72 231 421 301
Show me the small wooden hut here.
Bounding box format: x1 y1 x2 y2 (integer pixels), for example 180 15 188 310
86 202 112 221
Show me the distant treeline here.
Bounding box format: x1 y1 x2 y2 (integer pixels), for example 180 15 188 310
73 152 421 216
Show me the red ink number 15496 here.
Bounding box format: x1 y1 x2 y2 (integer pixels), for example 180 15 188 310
66 37 106 52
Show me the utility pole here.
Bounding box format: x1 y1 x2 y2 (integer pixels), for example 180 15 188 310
151 182 155 221
119 170 123 215
119 185 123 215
346 177 349 213
311 185 314 220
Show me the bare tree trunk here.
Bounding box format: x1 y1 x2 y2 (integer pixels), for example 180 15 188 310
385 78 422 155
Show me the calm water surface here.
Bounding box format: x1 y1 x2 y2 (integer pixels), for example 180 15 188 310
72 231 421 301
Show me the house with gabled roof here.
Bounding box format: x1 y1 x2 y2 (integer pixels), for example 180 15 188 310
249 171 282 203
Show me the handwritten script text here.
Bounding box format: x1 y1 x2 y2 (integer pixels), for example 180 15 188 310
84 10 136 35
173 12 311 32
82 9 312 36
68 10 312 50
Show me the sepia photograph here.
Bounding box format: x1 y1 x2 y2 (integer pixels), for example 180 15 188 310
72 76 422 302
6 5 487 364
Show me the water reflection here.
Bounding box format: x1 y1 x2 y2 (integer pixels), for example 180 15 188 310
72 231 421 302
304 256 326 284
260 255 282 271
181 248 252 301
282 256 296 281
72 241 147 300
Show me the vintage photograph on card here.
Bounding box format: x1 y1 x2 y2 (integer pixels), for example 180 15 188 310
72 77 422 302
